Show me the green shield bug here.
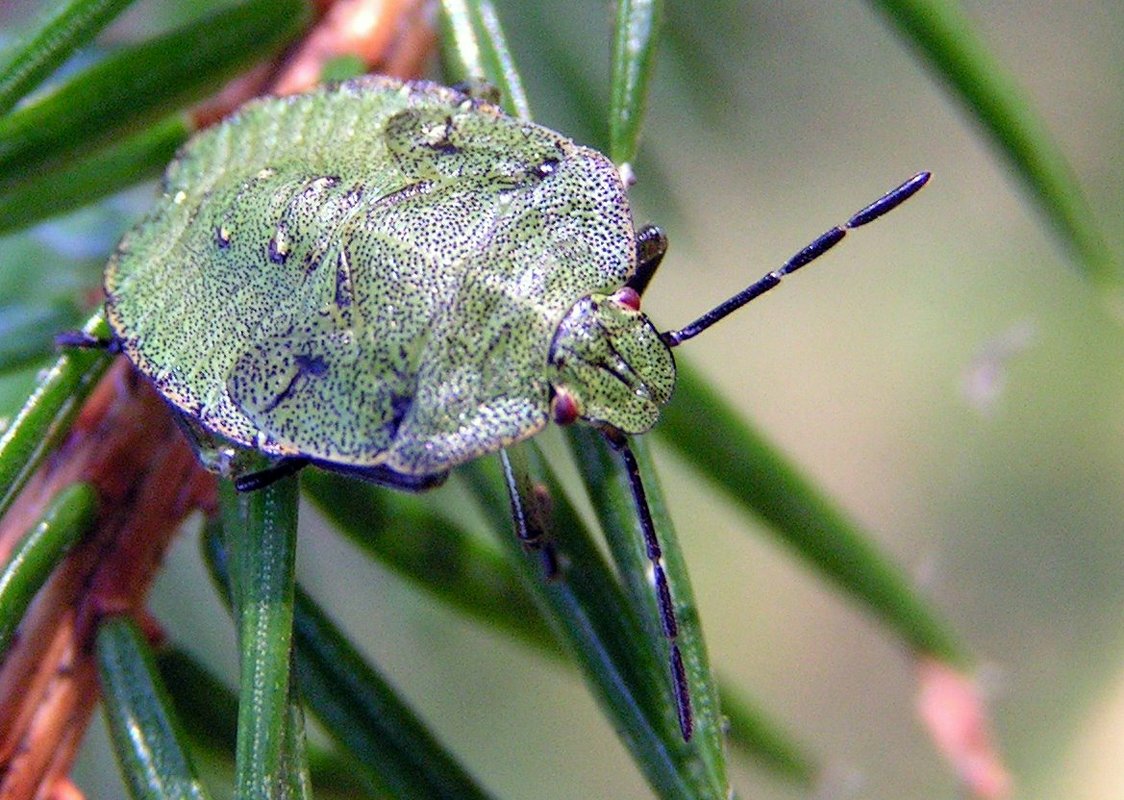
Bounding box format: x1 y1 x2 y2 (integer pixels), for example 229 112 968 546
75 75 929 741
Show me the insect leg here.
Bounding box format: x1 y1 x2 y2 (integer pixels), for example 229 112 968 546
235 458 311 492
661 171 930 347
603 429 694 741
499 450 560 579
626 224 668 297
55 330 121 352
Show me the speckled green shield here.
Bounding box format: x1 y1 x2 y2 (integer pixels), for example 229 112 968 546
105 76 676 481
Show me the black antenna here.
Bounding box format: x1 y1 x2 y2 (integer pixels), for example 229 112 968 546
661 171 930 347
603 429 694 741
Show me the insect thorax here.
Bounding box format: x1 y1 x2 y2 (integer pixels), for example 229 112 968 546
547 292 676 434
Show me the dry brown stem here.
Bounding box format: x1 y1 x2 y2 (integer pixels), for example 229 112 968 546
0 364 215 799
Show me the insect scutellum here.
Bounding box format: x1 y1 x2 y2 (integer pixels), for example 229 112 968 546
551 170 932 741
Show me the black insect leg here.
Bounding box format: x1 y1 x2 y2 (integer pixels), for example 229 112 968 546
235 458 311 492
55 330 121 352
499 449 560 580
626 224 668 297
602 429 694 742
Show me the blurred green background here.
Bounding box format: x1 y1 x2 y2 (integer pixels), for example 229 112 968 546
3 1 1123 798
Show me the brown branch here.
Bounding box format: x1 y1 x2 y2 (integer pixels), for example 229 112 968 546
271 0 437 96
192 0 438 129
0 363 215 799
0 4 441 795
